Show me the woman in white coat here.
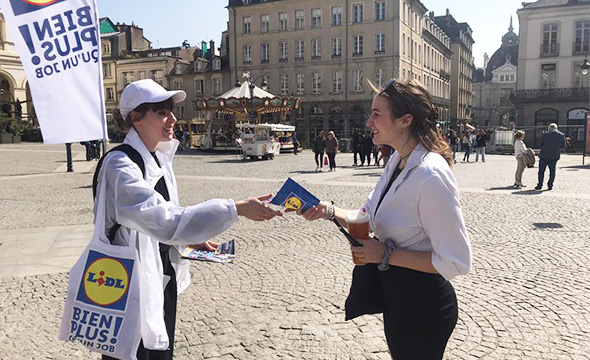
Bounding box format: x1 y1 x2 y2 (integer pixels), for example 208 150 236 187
99 79 282 360
297 79 471 359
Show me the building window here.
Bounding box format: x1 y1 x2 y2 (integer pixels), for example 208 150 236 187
295 40 304 60
261 43 270 63
375 1 385 21
296 73 305 94
122 72 135 87
213 58 221 70
574 20 590 54
353 70 363 92
375 68 385 88
177 105 185 119
243 45 251 64
279 41 288 62
541 63 556 89
312 72 322 94
541 23 558 55
261 14 270 33
402 33 406 56
106 87 114 101
375 33 385 53
295 10 304 30
331 37 342 58
213 78 222 94
138 71 146 80
280 74 289 95
332 6 342 26
353 3 363 23
311 8 321 28
353 34 363 56
279 12 288 31
311 38 321 59
332 71 342 93
196 79 204 95
102 41 111 56
243 16 251 34
262 75 270 91
103 63 111 78
174 80 183 90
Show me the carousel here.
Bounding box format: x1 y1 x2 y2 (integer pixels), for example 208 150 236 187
193 72 301 151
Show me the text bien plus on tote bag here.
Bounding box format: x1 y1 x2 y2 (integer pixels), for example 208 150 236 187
60 169 142 360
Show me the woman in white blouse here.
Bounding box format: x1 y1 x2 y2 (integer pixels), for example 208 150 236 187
298 79 471 360
513 130 528 187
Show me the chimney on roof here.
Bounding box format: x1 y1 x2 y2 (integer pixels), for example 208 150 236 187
209 40 215 60
429 11 434 20
446 8 449 16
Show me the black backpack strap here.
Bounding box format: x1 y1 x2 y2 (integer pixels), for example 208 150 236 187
92 144 146 243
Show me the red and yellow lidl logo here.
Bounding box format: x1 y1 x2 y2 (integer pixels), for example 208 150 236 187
76 251 134 311
283 193 306 210
10 0 64 16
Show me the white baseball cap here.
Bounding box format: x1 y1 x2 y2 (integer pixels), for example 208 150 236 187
119 79 186 118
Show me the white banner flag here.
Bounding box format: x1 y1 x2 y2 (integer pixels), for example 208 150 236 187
0 0 105 144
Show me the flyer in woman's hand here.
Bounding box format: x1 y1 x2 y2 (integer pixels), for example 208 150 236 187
270 178 320 212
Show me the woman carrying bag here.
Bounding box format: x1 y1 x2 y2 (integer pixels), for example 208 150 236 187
296 79 471 359
63 79 282 360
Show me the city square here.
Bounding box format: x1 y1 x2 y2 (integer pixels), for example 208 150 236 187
0 143 589 359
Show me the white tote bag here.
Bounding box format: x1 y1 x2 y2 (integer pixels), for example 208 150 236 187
60 171 142 360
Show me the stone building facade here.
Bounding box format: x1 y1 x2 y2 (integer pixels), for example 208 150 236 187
512 0 590 149
227 0 452 146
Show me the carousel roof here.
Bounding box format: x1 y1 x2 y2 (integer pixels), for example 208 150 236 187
219 81 275 99
193 81 300 116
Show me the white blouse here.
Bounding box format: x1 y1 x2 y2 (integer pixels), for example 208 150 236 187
514 139 527 157
363 144 472 281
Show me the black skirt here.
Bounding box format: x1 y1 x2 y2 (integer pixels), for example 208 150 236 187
346 264 458 360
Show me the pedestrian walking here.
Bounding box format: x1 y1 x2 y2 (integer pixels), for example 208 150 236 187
360 130 373 166
475 129 487 162
447 129 458 163
535 123 565 191
513 130 528 188
296 79 471 360
98 79 282 360
351 129 363 166
379 144 393 167
313 131 326 172
462 131 472 162
373 142 380 167
292 134 299 155
325 131 339 171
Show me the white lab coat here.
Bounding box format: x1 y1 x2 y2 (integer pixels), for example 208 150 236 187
95 128 239 350
363 143 471 281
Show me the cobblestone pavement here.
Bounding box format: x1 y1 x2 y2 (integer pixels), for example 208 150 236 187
0 143 589 359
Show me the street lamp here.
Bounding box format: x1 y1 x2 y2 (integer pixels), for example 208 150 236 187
242 72 268 122
581 56 590 76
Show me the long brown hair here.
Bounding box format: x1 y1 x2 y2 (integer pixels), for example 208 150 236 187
369 79 453 167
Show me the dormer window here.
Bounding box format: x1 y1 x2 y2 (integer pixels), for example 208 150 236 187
195 62 202 72
213 58 221 71
175 63 183 75
242 0 251 4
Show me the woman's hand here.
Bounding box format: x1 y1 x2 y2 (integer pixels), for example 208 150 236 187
294 201 329 221
235 194 283 221
189 240 218 251
351 238 386 264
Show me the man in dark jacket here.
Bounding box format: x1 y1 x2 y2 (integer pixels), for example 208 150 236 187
535 123 565 191
351 129 363 166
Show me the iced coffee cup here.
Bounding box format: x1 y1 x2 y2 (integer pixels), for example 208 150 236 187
345 209 370 265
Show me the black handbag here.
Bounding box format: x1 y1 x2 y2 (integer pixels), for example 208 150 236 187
344 263 386 320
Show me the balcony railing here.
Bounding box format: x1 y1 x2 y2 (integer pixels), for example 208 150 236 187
540 43 559 57
511 87 590 102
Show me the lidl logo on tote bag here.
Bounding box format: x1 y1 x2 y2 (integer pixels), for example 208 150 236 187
76 251 134 311
9 0 65 16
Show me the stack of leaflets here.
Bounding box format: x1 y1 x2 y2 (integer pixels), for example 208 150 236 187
181 240 235 263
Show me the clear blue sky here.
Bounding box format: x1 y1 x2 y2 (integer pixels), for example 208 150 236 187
97 0 524 68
